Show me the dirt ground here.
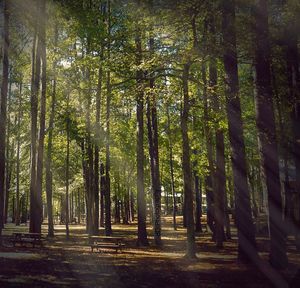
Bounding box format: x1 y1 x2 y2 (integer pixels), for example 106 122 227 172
0 217 299 288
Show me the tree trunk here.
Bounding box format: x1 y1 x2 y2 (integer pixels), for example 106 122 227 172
4 81 12 225
146 35 162 245
222 0 257 262
166 105 177 230
285 6 300 250
15 83 22 226
254 0 287 268
36 0 47 232
194 171 202 233
94 57 103 236
45 24 58 237
181 62 196 259
0 0 9 237
77 188 81 224
130 188 134 222
209 54 225 248
30 0 42 234
105 0 112 236
136 27 149 246
100 163 105 227
202 63 215 238
65 93 70 239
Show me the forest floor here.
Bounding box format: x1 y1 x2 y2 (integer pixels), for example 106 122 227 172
0 216 299 288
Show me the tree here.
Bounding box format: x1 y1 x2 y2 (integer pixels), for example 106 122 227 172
0 0 10 238
146 34 162 246
136 24 149 246
254 0 288 269
36 0 47 233
181 61 196 259
222 0 257 262
45 24 58 238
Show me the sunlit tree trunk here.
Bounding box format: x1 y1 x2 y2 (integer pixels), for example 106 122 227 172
30 0 41 234
15 83 22 226
146 35 162 246
181 62 196 259
105 0 112 236
136 26 149 246
94 55 103 236
45 25 58 237
100 163 105 227
36 0 47 232
0 0 9 237
166 105 177 230
202 63 215 238
65 93 70 239
4 81 12 225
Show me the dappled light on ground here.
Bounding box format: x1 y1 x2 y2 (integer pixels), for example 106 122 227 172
0 217 299 287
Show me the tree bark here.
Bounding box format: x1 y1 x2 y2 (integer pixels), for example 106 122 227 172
105 0 112 236
94 56 103 236
100 162 105 227
181 62 196 259
254 0 287 268
4 81 12 225
222 0 257 262
15 83 22 226
0 0 9 237
146 35 162 245
209 54 225 248
30 0 41 234
136 27 149 246
202 63 215 238
285 5 300 250
36 0 47 232
166 105 177 230
65 93 70 239
45 25 57 237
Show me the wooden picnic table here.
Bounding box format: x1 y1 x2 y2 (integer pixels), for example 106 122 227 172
89 236 125 253
11 232 44 248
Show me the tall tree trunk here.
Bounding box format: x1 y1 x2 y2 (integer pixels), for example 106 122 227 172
146 35 162 246
194 170 202 233
166 105 177 230
15 83 22 226
202 63 215 238
77 188 81 224
105 73 112 236
130 188 134 222
36 0 47 232
4 80 12 224
0 0 9 237
94 57 103 236
100 163 105 227
254 0 287 268
65 93 70 239
181 62 196 259
105 0 112 236
222 0 257 262
136 27 149 246
209 54 225 248
46 25 58 238
285 5 300 250
30 0 42 234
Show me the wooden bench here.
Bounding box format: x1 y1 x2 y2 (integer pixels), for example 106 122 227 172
11 232 44 248
89 236 125 253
